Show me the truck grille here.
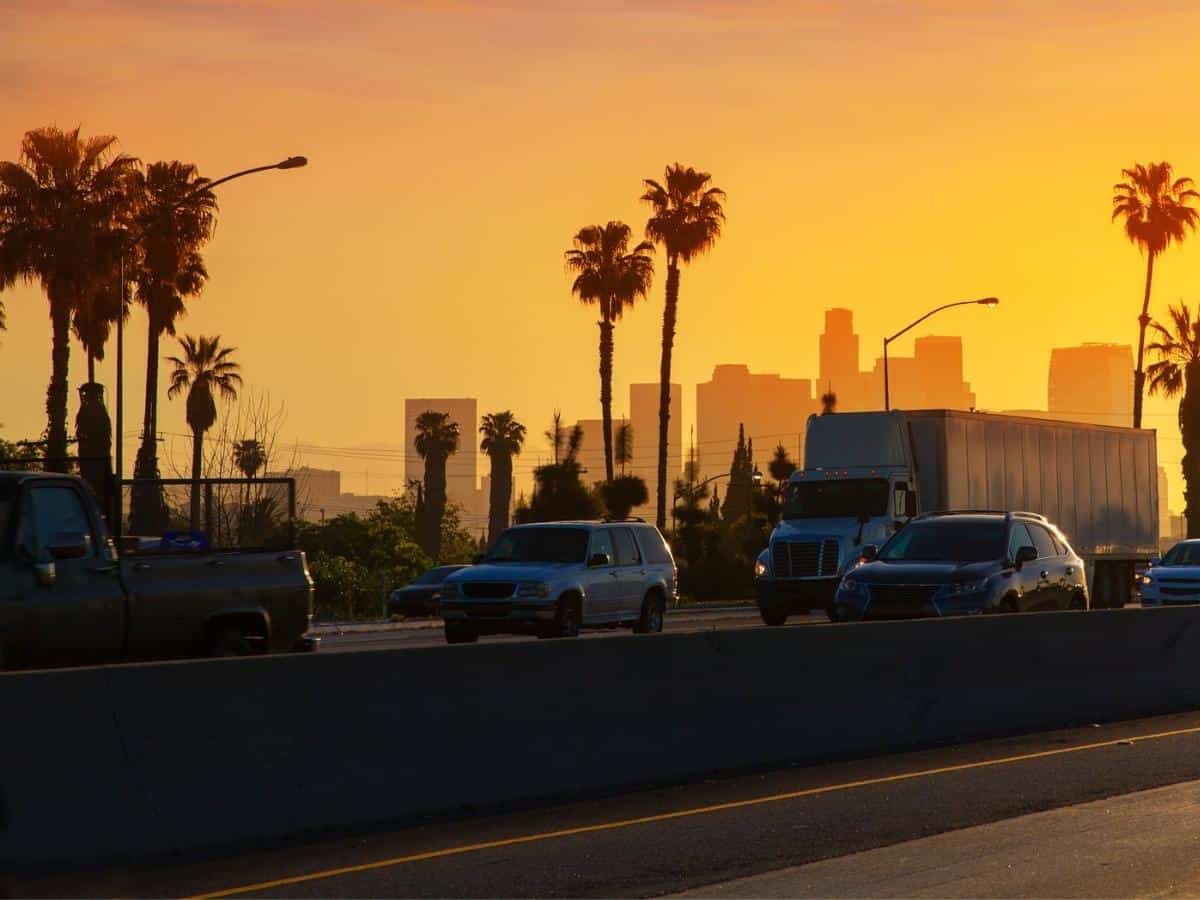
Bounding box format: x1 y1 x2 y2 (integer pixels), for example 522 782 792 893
867 584 938 618
772 539 840 578
462 582 515 600
467 604 512 618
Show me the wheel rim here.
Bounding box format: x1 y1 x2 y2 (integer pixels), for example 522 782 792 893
563 602 578 636
649 603 663 632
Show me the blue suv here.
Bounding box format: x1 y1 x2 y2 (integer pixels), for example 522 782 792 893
439 521 677 643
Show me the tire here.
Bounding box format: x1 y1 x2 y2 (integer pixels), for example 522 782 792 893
207 624 253 657
1069 591 1086 611
760 605 789 627
634 592 665 634
445 624 478 644
825 603 839 623
549 596 581 638
998 596 1019 614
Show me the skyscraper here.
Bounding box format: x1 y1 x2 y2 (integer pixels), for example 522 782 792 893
1048 344 1133 428
696 365 816 481
404 398 482 515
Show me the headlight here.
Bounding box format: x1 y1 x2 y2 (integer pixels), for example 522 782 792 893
515 582 551 599
840 577 867 595
754 558 768 577
944 578 989 596
1139 574 1154 586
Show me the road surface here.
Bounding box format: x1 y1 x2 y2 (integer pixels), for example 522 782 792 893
21 708 1200 898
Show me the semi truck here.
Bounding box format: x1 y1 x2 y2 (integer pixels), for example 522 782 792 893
754 409 1159 624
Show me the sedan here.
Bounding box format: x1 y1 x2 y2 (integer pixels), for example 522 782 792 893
386 565 470 618
1138 540 1200 606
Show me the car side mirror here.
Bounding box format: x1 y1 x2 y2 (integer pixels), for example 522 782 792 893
1014 545 1038 568
33 559 56 587
904 493 917 518
588 552 612 568
48 531 90 560
861 545 879 562
473 553 485 564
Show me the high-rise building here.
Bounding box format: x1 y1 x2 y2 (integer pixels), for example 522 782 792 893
1048 344 1133 428
404 398 482 516
630 382 682 489
868 335 974 411
819 308 859 383
572 418 606 485
696 365 816 481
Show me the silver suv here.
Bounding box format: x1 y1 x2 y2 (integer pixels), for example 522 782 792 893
439 520 678 644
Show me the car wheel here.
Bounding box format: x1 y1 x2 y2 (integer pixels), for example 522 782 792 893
445 624 478 644
999 596 1019 614
207 624 253 657
551 596 581 638
1069 591 1086 611
825 603 839 623
760 605 789 627
634 592 665 634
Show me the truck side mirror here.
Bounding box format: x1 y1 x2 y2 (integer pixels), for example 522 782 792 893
48 531 90 560
861 545 879 562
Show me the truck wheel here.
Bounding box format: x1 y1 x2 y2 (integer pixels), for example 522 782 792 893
760 606 789 627
207 625 252 657
634 592 665 634
445 624 478 644
550 596 581 638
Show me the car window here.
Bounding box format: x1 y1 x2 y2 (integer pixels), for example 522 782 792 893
1007 523 1035 561
487 528 589 563
612 528 641 566
24 485 93 558
1029 524 1059 559
589 529 615 564
636 526 674 565
1161 542 1200 565
879 520 1004 562
1048 529 1067 556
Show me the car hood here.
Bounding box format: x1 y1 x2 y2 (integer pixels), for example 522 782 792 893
852 559 1000 585
447 563 569 583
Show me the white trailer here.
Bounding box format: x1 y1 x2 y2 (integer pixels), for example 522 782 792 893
754 409 1158 623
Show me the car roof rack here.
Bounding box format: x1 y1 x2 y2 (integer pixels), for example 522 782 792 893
600 516 646 523
913 509 1048 522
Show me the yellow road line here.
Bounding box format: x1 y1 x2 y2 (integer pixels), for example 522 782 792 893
191 723 1200 899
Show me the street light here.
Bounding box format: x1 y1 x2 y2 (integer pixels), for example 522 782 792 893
883 297 998 411
114 155 308 531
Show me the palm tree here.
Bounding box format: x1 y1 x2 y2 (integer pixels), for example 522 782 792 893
1147 303 1200 537
128 161 216 533
414 410 460 560
544 409 565 464
166 335 242 529
0 126 137 469
1113 162 1200 429
642 163 726 527
820 390 837 415
565 221 655 482
232 438 266 480
479 410 526 547
614 420 633 476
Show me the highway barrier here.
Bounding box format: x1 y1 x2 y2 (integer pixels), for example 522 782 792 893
5 606 1200 872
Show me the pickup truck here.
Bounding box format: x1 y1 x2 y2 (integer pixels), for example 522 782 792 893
0 471 315 670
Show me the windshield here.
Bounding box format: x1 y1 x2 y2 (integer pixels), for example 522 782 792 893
879 520 1005 563
782 478 888 520
1161 542 1200 566
412 566 459 585
486 528 589 564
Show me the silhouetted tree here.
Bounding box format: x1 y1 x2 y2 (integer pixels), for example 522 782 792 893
722 425 757 523
601 475 648 520
614 420 633 476
166 334 242 529
642 163 725 527
544 409 565 465
129 161 216 533
766 443 796 526
519 424 598 522
414 410 460 560
1147 303 1200 537
1113 162 1200 428
232 438 266 480
479 410 526 547
565 221 654 482
820 390 837 415
0 126 137 469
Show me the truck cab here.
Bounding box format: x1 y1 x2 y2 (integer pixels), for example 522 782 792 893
755 411 918 625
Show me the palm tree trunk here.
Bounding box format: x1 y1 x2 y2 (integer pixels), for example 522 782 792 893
424 455 447 561
46 294 72 472
1183 360 1200 538
130 325 169 535
487 452 512 548
599 316 615 483
189 427 204 531
87 351 96 385
1134 252 1157 429
655 262 680 529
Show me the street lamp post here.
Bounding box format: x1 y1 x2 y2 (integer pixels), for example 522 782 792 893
113 155 307 532
883 297 998 411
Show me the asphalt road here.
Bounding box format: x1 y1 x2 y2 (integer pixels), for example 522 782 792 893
311 603 806 652
21 709 1200 898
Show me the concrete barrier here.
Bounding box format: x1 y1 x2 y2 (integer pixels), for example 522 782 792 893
5 606 1200 872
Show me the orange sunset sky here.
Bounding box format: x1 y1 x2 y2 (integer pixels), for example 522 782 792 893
2 0 1199 510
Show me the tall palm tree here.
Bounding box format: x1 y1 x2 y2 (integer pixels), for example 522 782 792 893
642 163 725 527
1147 303 1200 537
128 161 216 532
479 410 526 547
232 438 266 480
565 221 655 482
614 420 633 476
166 335 242 529
1113 162 1200 429
414 410 460 561
0 126 137 469
72 272 128 384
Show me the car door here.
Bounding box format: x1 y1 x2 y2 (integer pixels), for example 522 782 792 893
1028 524 1067 609
15 481 125 665
611 527 645 621
1006 523 1045 611
581 528 620 622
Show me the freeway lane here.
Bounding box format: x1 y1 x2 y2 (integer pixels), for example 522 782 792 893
312 603 806 652
22 709 1200 898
